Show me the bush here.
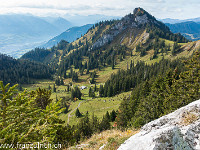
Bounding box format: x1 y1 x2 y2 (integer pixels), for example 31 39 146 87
132 116 145 128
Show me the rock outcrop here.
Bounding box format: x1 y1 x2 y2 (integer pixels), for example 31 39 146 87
118 99 200 150
92 7 162 49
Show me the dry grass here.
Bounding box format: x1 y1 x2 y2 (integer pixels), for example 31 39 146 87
181 112 198 126
68 129 139 150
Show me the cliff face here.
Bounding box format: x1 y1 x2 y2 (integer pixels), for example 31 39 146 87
118 99 200 150
91 7 162 49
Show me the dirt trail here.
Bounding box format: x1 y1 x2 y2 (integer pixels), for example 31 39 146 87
67 101 84 124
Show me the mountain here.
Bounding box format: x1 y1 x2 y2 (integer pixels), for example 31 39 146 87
0 14 72 58
166 21 200 41
42 24 93 48
4 7 200 149
160 17 200 24
118 99 200 150
42 17 73 32
186 17 200 22
88 7 187 50
159 18 183 24
0 14 59 36
22 7 189 66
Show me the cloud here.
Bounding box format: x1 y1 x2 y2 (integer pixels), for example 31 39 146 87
138 0 165 3
0 0 199 19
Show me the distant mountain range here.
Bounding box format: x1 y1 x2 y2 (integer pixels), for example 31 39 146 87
42 24 93 48
42 17 72 32
0 14 120 58
160 17 200 24
2 13 200 58
159 17 200 41
0 14 72 36
165 21 200 40
0 14 72 58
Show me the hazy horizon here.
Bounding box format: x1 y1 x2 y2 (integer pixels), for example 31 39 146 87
0 0 199 20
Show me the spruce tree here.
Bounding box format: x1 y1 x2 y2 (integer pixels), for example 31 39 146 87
112 60 115 69
67 85 70 92
90 113 99 132
99 85 104 97
94 84 97 92
89 87 95 98
105 111 110 122
0 81 65 145
60 78 64 85
30 88 52 109
48 84 51 90
99 115 110 131
71 88 74 100
110 110 117 122
75 108 82 118
53 84 56 92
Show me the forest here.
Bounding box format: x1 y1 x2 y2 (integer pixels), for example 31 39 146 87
116 51 200 128
0 54 54 85
0 50 199 148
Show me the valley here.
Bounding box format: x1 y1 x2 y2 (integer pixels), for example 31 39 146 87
21 35 197 127
0 7 200 150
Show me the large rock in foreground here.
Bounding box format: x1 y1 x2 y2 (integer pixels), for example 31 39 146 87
118 100 200 150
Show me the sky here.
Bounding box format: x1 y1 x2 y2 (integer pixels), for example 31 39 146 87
0 0 199 19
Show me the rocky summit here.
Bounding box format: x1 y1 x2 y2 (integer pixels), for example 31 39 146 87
92 7 164 49
118 99 200 150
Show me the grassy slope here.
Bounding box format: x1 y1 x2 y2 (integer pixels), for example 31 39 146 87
23 39 199 126
63 91 131 126
23 24 200 126
68 129 139 150
62 37 198 125
23 78 131 126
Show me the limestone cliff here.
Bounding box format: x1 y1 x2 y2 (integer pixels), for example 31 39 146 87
91 7 165 49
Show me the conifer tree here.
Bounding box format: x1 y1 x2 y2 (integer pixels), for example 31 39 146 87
89 87 95 98
99 85 104 97
53 84 56 92
112 60 115 69
71 88 74 100
48 84 51 90
94 84 97 92
67 85 70 92
90 113 99 132
105 111 110 122
71 86 82 100
0 81 65 145
75 108 82 118
60 78 64 85
110 110 117 122
77 112 92 138
30 88 52 109
99 115 110 131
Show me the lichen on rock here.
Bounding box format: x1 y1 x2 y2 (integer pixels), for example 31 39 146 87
118 100 200 150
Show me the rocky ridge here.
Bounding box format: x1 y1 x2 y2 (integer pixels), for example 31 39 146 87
118 99 200 150
92 8 162 49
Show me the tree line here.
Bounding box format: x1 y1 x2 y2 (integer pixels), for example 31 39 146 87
100 58 185 97
116 50 200 129
0 54 54 85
